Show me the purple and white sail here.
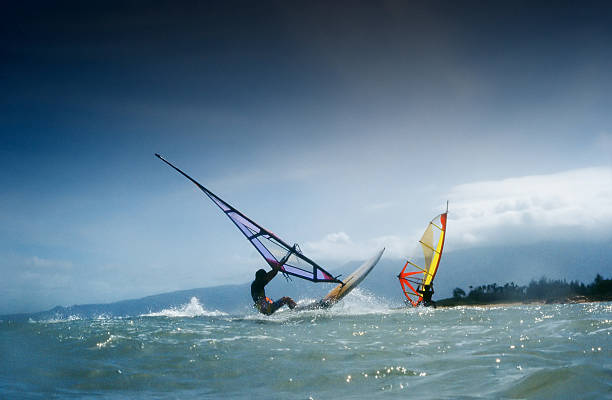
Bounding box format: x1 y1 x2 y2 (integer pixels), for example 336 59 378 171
156 154 342 284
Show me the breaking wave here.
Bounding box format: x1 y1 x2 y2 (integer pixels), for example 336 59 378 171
29 314 83 324
141 297 227 317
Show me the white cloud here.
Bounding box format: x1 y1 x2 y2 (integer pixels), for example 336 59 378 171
257 166 612 264
303 231 407 262
447 166 612 247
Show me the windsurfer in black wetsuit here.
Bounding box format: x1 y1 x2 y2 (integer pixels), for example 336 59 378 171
418 284 437 308
251 264 297 315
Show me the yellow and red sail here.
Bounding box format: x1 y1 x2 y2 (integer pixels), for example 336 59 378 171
398 210 447 306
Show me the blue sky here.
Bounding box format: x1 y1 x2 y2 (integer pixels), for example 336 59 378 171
1 1 611 314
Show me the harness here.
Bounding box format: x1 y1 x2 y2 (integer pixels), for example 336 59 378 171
255 296 274 314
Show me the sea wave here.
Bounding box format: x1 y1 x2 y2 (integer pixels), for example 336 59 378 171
325 288 395 316
141 297 228 318
2 302 610 399
242 288 397 323
28 314 83 324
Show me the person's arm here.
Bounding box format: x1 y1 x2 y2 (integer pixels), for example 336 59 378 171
265 245 295 284
264 264 281 284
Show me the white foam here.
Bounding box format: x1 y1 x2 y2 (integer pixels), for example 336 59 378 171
236 290 395 321
280 289 394 319
142 297 227 317
326 288 394 315
205 335 281 343
30 314 83 324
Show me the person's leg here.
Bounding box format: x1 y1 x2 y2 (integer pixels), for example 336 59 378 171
269 297 297 313
283 296 297 309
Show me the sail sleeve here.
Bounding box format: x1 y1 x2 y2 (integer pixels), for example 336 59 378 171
423 213 447 286
155 154 342 284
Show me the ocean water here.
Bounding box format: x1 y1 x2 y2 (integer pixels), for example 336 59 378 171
1 292 610 399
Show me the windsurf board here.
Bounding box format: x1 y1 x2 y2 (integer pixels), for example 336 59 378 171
295 248 385 311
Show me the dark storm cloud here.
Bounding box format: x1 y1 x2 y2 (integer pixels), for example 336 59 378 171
1 1 611 313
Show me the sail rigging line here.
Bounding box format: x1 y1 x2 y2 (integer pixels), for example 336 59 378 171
277 245 300 281
155 153 343 285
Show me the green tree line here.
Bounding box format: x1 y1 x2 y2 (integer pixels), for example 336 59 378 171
441 274 612 305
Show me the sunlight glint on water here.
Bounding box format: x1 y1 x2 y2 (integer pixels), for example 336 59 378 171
1 296 610 399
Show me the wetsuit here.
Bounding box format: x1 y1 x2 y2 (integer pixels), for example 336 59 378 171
418 285 437 308
251 273 295 315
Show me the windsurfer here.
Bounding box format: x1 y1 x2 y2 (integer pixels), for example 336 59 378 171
251 264 297 315
418 284 436 307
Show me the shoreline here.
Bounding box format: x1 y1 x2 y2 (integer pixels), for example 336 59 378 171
435 295 610 308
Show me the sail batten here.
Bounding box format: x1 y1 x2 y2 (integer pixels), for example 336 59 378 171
156 154 342 285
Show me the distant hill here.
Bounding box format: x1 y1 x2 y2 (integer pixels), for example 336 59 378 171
1 284 252 322
2 240 610 321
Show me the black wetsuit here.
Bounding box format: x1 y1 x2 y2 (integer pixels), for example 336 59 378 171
419 285 436 308
251 276 295 315
251 279 266 303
